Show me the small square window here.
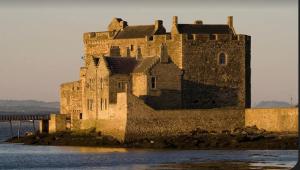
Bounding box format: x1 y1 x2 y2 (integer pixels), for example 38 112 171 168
218 53 227 65
151 77 156 89
210 34 216 40
187 34 193 40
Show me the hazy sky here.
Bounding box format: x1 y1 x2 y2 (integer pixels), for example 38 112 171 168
0 0 298 105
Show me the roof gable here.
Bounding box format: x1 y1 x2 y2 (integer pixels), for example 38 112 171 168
133 56 160 73
104 57 138 74
114 25 156 39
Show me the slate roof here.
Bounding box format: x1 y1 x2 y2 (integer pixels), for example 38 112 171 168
104 57 138 74
114 25 156 39
133 56 160 73
177 24 233 34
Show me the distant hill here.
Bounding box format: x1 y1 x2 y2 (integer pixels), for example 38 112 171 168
0 100 59 114
255 101 293 108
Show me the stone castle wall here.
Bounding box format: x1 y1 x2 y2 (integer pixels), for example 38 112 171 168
55 91 298 141
181 34 251 109
125 93 245 141
245 108 298 132
83 32 250 109
60 81 82 130
83 33 183 68
80 92 128 141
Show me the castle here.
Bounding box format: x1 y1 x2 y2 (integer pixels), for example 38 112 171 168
59 16 253 141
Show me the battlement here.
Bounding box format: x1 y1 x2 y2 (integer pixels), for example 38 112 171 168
181 33 249 42
83 32 110 41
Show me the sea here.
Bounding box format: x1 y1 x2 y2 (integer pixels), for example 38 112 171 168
0 121 298 170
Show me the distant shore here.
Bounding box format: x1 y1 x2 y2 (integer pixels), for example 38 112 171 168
6 126 298 150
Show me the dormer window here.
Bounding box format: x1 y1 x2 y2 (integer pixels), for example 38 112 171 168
218 52 227 65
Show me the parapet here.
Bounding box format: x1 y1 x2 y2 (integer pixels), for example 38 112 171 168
83 31 110 41
181 33 250 43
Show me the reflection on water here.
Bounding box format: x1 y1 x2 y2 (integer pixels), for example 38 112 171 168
61 146 129 153
0 123 297 170
0 143 297 170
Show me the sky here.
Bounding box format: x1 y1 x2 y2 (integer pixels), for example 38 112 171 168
0 0 298 106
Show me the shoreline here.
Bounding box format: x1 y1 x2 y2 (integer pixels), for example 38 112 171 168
6 126 298 150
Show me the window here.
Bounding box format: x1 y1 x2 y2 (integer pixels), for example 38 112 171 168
100 78 103 89
126 47 131 57
105 99 107 110
118 82 126 90
210 34 216 40
100 98 103 110
87 99 93 111
79 113 83 120
130 45 134 51
187 34 193 40
149 36 153 41
151 76 156 89
218 52 227 65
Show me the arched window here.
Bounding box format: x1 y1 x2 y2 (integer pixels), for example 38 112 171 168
218 52 227 65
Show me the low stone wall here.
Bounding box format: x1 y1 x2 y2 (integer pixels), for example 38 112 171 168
125 94 245 141
48 114 68 133
245 108 298 132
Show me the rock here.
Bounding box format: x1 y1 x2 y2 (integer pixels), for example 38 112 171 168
241 131 247 135
191 128 208 136
25 132 34 136
222 130 230 134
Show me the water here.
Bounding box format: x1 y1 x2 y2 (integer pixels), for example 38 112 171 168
0 122 298 170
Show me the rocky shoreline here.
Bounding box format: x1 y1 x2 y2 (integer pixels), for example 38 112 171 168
6 126 298 150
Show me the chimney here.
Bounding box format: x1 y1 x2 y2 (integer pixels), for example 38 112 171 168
172 16 178 25
136 46 142 60
160 43 169 63
120 21 128 29
154 20 163 31
194 20 203 25
227 16 233 27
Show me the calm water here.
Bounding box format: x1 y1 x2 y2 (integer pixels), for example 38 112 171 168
0 122 298 170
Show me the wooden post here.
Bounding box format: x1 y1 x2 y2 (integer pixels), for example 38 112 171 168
9 120 13 138
32 120 36 134
17 121 21 139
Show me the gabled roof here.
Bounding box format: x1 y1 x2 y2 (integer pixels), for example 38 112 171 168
104 57 138 74
114 25 156 39
177 24 233 34
133 56 160 73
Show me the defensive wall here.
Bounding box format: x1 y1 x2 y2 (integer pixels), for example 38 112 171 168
245 108 298 132
44 92 298 142
125 93 245 141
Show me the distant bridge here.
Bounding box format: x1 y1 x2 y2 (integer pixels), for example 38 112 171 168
0 114 51 138
0 114 50 121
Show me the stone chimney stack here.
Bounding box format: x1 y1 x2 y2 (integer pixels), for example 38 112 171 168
172 16 178 25
227 16 233 28
120 20 128 29
160 43 169 63
155 20 163 30
194 20 203 25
